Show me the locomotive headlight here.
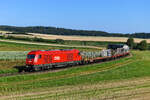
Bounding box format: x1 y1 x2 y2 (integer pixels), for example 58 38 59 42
34 56 38 63
54 56 60 60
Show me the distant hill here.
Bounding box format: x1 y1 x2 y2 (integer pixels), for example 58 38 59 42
0 25 150 38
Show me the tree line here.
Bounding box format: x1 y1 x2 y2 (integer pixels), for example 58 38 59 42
0 25 150 38
126 37 148 50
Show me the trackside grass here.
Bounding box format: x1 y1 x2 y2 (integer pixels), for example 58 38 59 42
0 51 150 100
0 41 98 51
0 60 24 74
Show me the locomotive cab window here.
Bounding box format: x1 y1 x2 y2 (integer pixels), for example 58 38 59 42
27 54 35 59
38 55 42 59
78 52 81 55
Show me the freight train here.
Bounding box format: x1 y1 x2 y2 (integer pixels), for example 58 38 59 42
26 44 130 71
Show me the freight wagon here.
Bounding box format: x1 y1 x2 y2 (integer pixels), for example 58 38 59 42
26 44 130 71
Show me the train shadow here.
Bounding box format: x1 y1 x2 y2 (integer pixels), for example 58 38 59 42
14 66 26 72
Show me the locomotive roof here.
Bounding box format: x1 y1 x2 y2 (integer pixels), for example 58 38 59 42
28 49 79 54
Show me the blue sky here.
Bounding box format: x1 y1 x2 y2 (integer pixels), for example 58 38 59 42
0 0 150 33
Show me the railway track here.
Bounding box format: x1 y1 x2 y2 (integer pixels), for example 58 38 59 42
0 54 131 78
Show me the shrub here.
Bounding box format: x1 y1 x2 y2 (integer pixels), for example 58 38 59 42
137 40 148 50
55 39 65 44
126 37 135 49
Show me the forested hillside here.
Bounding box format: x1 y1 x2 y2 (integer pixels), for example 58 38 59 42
0 25 150 38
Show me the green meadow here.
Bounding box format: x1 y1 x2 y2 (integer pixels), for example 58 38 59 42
0 51 150 99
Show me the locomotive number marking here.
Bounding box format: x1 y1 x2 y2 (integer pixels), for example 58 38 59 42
54 56 60 60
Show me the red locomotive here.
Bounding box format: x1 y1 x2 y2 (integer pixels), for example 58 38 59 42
26 49 82 71
26 44 130 71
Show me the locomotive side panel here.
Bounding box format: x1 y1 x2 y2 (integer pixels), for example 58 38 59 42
26 49 82 71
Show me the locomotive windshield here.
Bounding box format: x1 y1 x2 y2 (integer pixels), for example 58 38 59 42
27 54 35 59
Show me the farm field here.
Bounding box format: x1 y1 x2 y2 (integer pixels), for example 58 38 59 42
0 39 103 49
15 33 150 43
0 30 12 34
0 41 99 51
0 51 150 99
2 32 150 43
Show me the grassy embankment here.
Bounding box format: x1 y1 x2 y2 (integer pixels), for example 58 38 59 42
0 51 150 99
0 41 99 74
